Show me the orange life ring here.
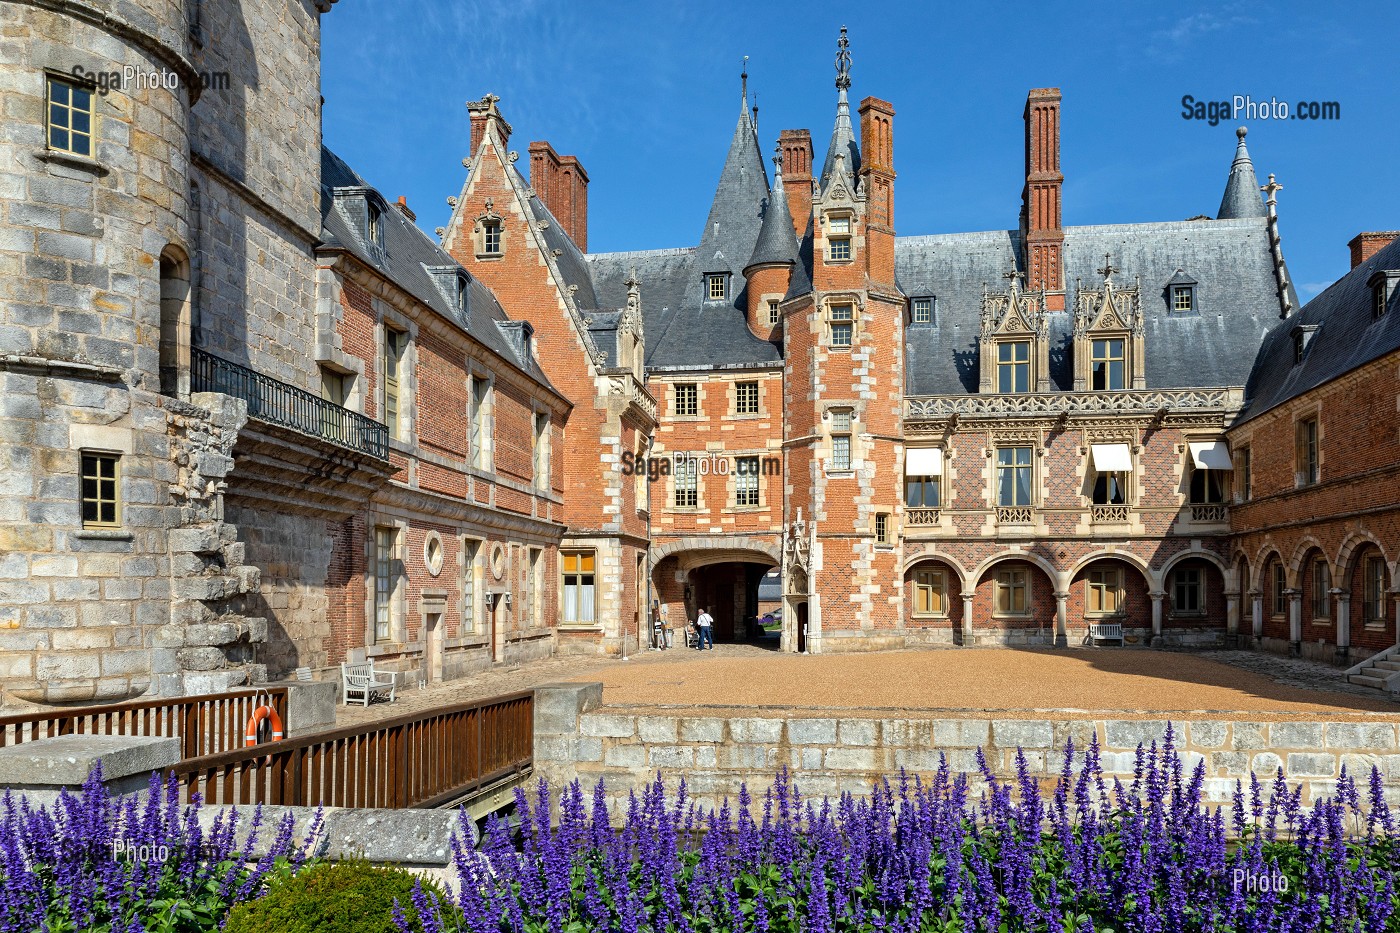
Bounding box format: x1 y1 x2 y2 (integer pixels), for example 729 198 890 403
244 705 284 747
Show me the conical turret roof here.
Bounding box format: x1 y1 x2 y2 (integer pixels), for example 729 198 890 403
1217 126 1266 220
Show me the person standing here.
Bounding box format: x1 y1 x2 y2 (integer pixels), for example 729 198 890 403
696 607 714 651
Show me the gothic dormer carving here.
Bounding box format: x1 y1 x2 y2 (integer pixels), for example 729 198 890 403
1071 256 1147 391
977 270 1051 394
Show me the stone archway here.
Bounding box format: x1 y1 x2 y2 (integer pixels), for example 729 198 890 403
650 536 781 646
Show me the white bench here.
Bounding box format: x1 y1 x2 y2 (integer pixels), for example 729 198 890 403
1086 622 1125 646
341 661 396 707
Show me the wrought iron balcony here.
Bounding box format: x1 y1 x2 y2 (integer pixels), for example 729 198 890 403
192 348 389 460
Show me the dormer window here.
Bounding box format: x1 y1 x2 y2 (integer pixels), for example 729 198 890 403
482 220 502 256
996 340 1031 393
1171 285 1194 312
1091 338 1126 391
1165 269 1198 313
911 297 933 325
705 273 728 301
1292 325 1318 364
1371 271 1398 320
367 201 385 255
1378 284 1389 319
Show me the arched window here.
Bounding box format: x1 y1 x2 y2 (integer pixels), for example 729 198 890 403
158 245 191 397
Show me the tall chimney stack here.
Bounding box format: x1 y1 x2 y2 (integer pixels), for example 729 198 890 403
467 94 512 156
1349 231 1399 270
1021 88 1065 309
529 141 590 251
858 96 896 288
778 129 814 238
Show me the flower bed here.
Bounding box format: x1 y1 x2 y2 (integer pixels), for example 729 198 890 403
0 765 322 933
408 728 1399 932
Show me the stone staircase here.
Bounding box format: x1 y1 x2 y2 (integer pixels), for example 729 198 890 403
1345 647 1400 692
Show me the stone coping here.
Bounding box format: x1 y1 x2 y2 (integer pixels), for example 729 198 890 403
595 702 1400 723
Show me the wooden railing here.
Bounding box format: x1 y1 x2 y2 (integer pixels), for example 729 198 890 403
170 691 534 809
0 688 289 760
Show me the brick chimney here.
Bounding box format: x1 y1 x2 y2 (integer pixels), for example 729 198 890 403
394 196 415 223
778 129 814 238
529 141 589 251
1349 232 1399 269
857 96 896 288
1022 88 1065 309
467 94 511 155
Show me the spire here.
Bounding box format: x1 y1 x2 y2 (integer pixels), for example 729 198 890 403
1217 126 1266 219
745 153 799 274
740 56 749 116
696 95 771 305
820 26 860 189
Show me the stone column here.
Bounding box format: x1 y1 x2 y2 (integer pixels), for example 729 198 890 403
1250 590 1263 645
1225 590 1241 648
1287 588 1302 656
1053 591 1068 648
1334 589 1350 664
1149 591 1165 646
961 592 975 646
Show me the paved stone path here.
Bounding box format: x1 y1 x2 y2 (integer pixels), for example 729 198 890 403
333 643 1400 727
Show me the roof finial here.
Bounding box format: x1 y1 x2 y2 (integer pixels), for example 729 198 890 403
741 56 749 114
835 26 851 91
1097 254 1119 284
1262 172 1283 207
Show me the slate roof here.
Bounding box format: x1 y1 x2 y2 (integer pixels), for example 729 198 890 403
318 147 558 392
1217 128 1267 220
819 88 860 192
585 109 783 371
899 217 1289 395
1237 235 1400 425
745 170 800 272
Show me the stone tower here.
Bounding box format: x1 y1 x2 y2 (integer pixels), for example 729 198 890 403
0 0 335 704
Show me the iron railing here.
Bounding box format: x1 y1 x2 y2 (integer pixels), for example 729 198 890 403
192 348 388 460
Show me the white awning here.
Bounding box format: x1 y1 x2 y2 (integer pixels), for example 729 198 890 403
1090 443 1133 473
1189 441 1234 470
906 447 943 476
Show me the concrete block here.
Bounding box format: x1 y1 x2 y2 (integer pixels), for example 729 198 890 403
730 717 783 744
1325 723 1397 750
788 718 838 745
0 734 179 793
992 720 1053 749
679 717 725 743
1269 723 1324 749
838 719 878 746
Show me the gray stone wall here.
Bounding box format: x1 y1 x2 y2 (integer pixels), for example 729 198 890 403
535 687 1400 814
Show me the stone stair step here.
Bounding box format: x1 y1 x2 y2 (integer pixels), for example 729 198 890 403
1348 673 1388 689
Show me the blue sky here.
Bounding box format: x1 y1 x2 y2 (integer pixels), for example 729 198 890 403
322 1 1399 301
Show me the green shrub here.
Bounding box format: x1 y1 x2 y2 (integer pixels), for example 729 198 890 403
223 859 450 933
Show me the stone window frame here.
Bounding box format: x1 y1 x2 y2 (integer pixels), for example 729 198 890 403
994 338 1033 394
993 568 1031 617
560 549 598 628
911 567 948 618
731 456 762 509
1236 444 1252 502
1171 284 1195 313
673 382 700 417
79 450 122 529
733 379 761 417
704 273 729 302
910 296 934 325
673 456 699 509
874 512 892 547
371 522 406 646
1089 334 1128 392
528 547 544 628
994 444 1036 508
531 409 550 490
826 406 855 474
905 471 941 509
423 530 445 577
1294 409 1321 488
767 298 782 327
381 318 412 444
824 211 855 264
825 295 859 350
460 536 482 634
1086 567 1125 617
1171 566 1204 616
45 72 95 158
468 370 495 473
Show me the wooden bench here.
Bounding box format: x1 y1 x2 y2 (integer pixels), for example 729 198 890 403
1086 622 1125 646
341 661 396 707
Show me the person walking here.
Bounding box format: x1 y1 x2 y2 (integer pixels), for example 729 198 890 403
696 607 714 651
